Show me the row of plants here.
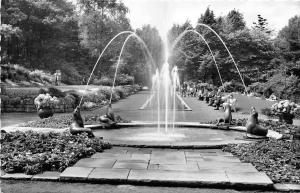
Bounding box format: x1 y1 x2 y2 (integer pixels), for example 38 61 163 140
0 131 111 175
93 73 134 86
218 81 245 93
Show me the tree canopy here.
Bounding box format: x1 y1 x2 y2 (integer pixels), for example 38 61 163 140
1 0 299 101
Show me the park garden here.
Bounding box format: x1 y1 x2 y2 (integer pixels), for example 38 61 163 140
1 0 300 192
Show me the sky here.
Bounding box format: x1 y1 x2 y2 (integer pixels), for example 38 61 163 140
123 0 300 37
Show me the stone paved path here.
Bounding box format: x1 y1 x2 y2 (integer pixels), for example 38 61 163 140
60 147 273 189
87 91 300 125
108 91 224 122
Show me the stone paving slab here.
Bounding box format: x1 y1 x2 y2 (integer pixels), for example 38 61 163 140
184 151 202 157
226 171 273 187
151 151 186 164
273 183 300 192
1 173 33 180
153 164 199 172
131 153 151 160
88 168 129 182
32 171 60 181
113 161 148 170
197 162 258 172
74 158 116 168
91 152 131 159
128 169 229 186
202 156 241 162
199 152 218 156
117 159 149 163
60 167 93 181
104 147 129 154
186 157 205 162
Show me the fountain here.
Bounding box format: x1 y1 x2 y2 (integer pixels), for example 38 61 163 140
78 24 250 145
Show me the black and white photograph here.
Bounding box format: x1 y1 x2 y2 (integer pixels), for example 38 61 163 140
1 0 300 192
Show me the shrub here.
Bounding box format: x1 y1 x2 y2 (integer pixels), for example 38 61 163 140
263 73 300 102
261 107 274 117
64 90 80 107
115 74 134 85
295 108 300 119
93 74 134 86
82 102 97 110
220 81 245 93
34 94 59 109
94 76 112 86
64 94 76 107
1 64 60 86
0 131 111 175
81 94 104 105
4 88 40 98
248 82 265 94
1 95 10 105
29 70 53 84
47 87 65 98
114 87 125 99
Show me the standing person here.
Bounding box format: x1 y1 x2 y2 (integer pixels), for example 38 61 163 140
182 82 188 97
192 83 197 97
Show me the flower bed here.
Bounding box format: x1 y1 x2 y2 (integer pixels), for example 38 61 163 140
20 115 74 129
20 112 131 128
223 140 300 184
0 131 111 175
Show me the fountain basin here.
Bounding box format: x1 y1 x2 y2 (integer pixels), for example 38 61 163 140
86 122 249 148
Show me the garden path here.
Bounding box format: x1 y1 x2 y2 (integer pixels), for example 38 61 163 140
2 90 299 127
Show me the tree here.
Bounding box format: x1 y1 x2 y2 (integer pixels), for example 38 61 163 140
119 25 164 85
198 7 216 26
1 0 88 83
77 0 132 77
252 14 273 35
167 20 205 82
136 25 164 69
224 9 246 32
277 15 300 57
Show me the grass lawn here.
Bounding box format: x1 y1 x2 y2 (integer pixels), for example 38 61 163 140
232 93 276 114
